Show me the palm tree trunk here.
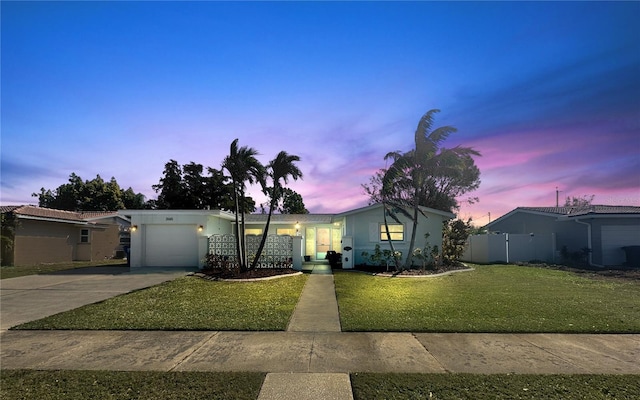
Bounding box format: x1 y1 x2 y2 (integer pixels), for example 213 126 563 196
382 202 400 271
404 199 420 270
240 188 248 271
232 184 244 271
251 190 278 270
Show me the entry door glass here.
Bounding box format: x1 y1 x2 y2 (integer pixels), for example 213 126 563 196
316 228 331 260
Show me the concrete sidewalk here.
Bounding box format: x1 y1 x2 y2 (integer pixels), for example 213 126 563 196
2 268 639 400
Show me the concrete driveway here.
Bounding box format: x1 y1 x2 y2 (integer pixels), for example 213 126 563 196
0 267 189 331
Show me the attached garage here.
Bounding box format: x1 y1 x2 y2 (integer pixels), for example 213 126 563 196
144 224 198 267
120 210 236 269
601 225 640 266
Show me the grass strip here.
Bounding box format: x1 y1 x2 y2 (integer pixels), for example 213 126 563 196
1 260 126 279
335 265 640 332
14 274 308 330
1 370 264 400
350 373 640 399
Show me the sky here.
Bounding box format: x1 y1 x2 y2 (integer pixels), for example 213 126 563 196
2 1 639 223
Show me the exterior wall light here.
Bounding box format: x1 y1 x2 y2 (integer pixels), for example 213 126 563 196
198 225 204 232
131 225 138 232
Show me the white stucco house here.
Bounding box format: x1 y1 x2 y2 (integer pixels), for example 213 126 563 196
119 203 455 270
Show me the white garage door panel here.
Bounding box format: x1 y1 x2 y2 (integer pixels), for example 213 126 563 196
601 225 640 266
145 225 198 267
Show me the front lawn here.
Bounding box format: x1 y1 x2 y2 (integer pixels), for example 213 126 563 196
350 373 640 400
1 370 264 400
0 259 126 279
335 265 640 332
15 274 308 330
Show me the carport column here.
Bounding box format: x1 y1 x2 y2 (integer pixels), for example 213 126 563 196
292 236 303 271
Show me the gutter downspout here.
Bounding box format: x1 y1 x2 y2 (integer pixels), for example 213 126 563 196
574 219 605 268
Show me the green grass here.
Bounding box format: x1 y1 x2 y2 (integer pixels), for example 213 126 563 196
15 274 308 330
1 370 264 400
335 265 640 332
350 373 640 400
0 259 126 279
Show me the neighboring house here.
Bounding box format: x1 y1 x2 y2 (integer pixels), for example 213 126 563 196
474 205 640 267
120 203 455 270
0 205 130 266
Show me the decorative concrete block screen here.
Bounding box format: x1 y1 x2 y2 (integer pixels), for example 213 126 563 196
209 234 293 268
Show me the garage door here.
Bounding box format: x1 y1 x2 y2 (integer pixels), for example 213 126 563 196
601 225 640 266
144 225 198 267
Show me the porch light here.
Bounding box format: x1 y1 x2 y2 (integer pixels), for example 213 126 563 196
198 225 204 232
295 222 300 235
131 225 138 232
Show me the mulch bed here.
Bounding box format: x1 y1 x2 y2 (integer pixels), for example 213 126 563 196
197 268 299 280
353 262 470 276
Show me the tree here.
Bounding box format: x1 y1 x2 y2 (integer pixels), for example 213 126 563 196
222 139 266 271
152 160 185 209
33 174 147 211
370 109 481 269
564 194 595 208
251 151 303 270
442 218 473 265
279 188 309 214
152 160 239 210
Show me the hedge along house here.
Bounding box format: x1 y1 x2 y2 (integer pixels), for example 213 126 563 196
0 205 127 266
120 203 455 270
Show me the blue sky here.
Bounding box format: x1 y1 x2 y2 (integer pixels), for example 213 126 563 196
2 1 639 222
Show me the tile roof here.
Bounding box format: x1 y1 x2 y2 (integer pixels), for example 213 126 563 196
519 205 640 216
2 205 120 223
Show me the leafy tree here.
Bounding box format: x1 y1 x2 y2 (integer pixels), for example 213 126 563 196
279 188 309 214
366 109 481 270
152 160 239 210
222 139 266 271
564 194 595 208
152 160 185 209
442 218 473 265
33 174 147 211
251 151 303 270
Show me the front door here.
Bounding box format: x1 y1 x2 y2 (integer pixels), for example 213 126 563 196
316 228 331 260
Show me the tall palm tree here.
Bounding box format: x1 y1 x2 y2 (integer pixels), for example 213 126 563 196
383 109 479 269
222 139 266 271
251 151 303 270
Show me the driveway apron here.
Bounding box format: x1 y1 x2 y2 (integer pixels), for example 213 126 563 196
0 268 187 331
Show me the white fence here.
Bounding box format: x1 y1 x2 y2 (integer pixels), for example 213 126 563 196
461 233 556 264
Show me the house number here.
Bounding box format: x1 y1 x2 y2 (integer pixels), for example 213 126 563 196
166 217 173 221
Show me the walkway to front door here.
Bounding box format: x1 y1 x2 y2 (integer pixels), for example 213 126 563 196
301 263 332 275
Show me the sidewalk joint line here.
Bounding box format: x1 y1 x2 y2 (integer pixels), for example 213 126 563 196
168 331 219 372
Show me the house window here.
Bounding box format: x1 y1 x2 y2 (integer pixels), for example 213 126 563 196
245 229 262 236
380 224 404 241
80 229 90 243
276 228 295 236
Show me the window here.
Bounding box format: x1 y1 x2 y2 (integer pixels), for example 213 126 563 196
380 224 404 241
276 228 295 236
245 229 262 236
80 229 90 243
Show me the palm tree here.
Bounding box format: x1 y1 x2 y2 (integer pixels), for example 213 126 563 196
382 109 479 270
222 139 266 271
251 151 303 270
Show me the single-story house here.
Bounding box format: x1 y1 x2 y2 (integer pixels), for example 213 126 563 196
1 205 130 266
475 205 640 267
119 203 455 270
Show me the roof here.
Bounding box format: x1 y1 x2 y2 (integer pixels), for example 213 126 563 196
244 213 334 224
486 205 640 228
2 205 121 224
335 203 456 220
518 205 640 216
